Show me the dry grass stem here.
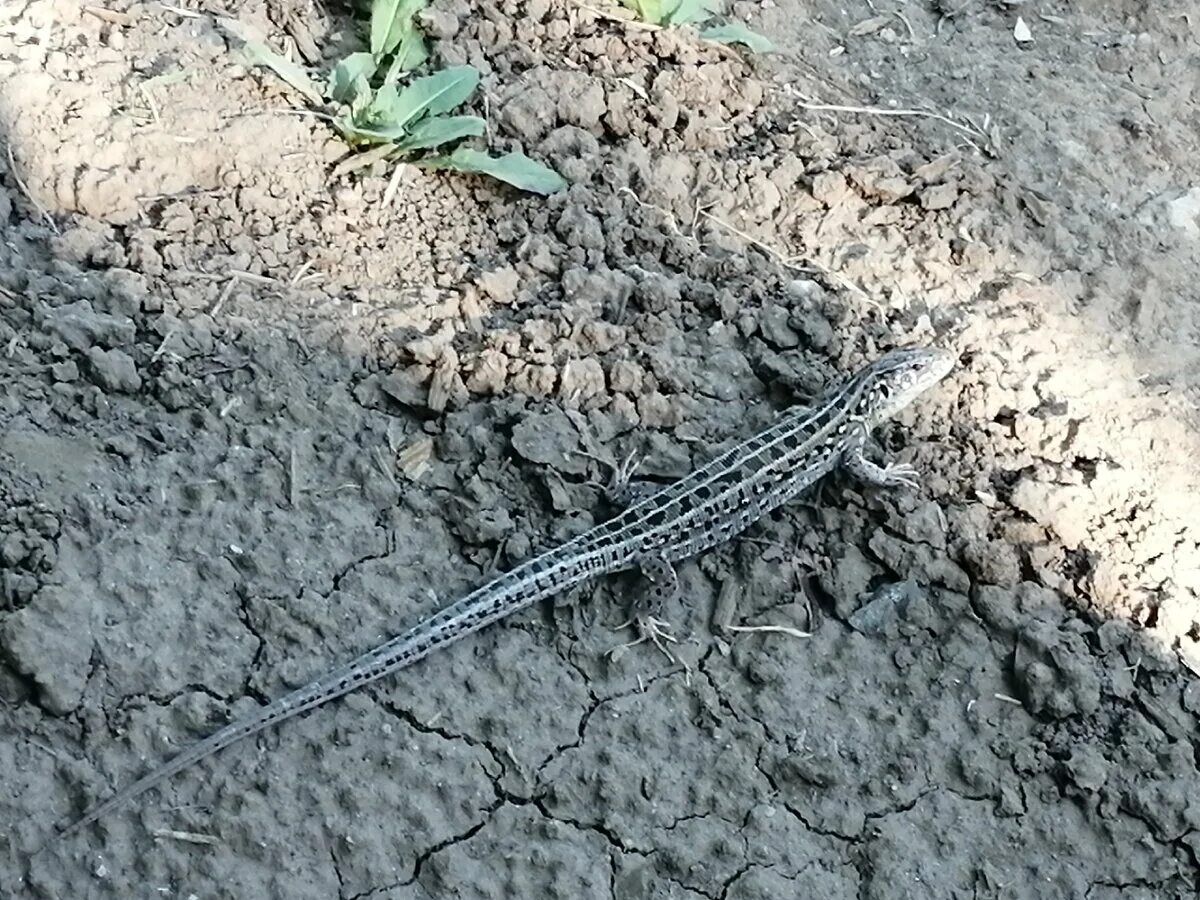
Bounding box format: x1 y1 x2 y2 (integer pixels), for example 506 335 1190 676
227 269 276 285
382 161 406 209
728 624 812 640
210 277 237 316
159 4 203 18
5 143 59 234
83 6 136 26
790 97 987 150
289 447 299 507
151 828 220 845
570 1 662 31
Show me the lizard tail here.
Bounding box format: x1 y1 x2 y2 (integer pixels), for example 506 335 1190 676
54 547 585 840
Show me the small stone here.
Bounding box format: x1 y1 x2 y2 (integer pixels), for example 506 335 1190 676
1065 747 1108 791
377 368 430 409
558 357 606 407
848 581 921 636
811 171 851 207
758 304 799 349
1183 681 1200 715
636 392 677 427
1 534 25 566
608 360 645 394
478 266 520 305
510 364 558 398
85 347 141 393
466 349 509 395
920 182 959 211
511 409 587 473
607 393 639 427
786 279 823 302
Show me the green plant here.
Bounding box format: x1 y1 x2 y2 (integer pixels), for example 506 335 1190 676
331 0 428 103
700 21 775 52
619 0 718 26
331 64 482 147
219 3 566 195
319 0 561 192
324 1 565 193
617 0 774 52
327 61 566 195
371 0 429 77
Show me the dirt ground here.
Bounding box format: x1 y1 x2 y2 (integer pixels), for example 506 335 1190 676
2 0 1199 896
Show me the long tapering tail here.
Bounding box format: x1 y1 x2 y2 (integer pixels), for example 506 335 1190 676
56 540 593 839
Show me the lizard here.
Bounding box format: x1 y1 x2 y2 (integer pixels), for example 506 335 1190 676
55 344 955 838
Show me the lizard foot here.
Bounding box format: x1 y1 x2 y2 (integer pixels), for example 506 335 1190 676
607 614 678 664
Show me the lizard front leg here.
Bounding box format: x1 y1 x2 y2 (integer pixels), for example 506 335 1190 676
841 444 921 490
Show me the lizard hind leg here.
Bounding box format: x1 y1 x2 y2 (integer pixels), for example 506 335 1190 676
607 554 681 664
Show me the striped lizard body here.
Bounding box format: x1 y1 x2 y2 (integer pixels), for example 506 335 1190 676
57 345 954 838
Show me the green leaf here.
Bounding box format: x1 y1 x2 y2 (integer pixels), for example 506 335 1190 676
334 114 409 145
619 0 654 21
420 148 568 195
361 83 403 124
620 0 719 25
346 86 420 141
368 65 479 130
382 28 428 84
396 27 429 70
333 112 377 144
370 0 426 57
328 52 377 103
393 115 485 152
216 17 323 106
142 68 193 90
700 22 774 52
370 0 401 55
662 0 719 25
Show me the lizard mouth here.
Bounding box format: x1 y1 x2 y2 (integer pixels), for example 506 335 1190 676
922 347 957 385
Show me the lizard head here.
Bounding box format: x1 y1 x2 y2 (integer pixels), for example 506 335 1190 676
855 345 955 426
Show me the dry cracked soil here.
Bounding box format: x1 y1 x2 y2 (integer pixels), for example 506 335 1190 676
2 0 1200 898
